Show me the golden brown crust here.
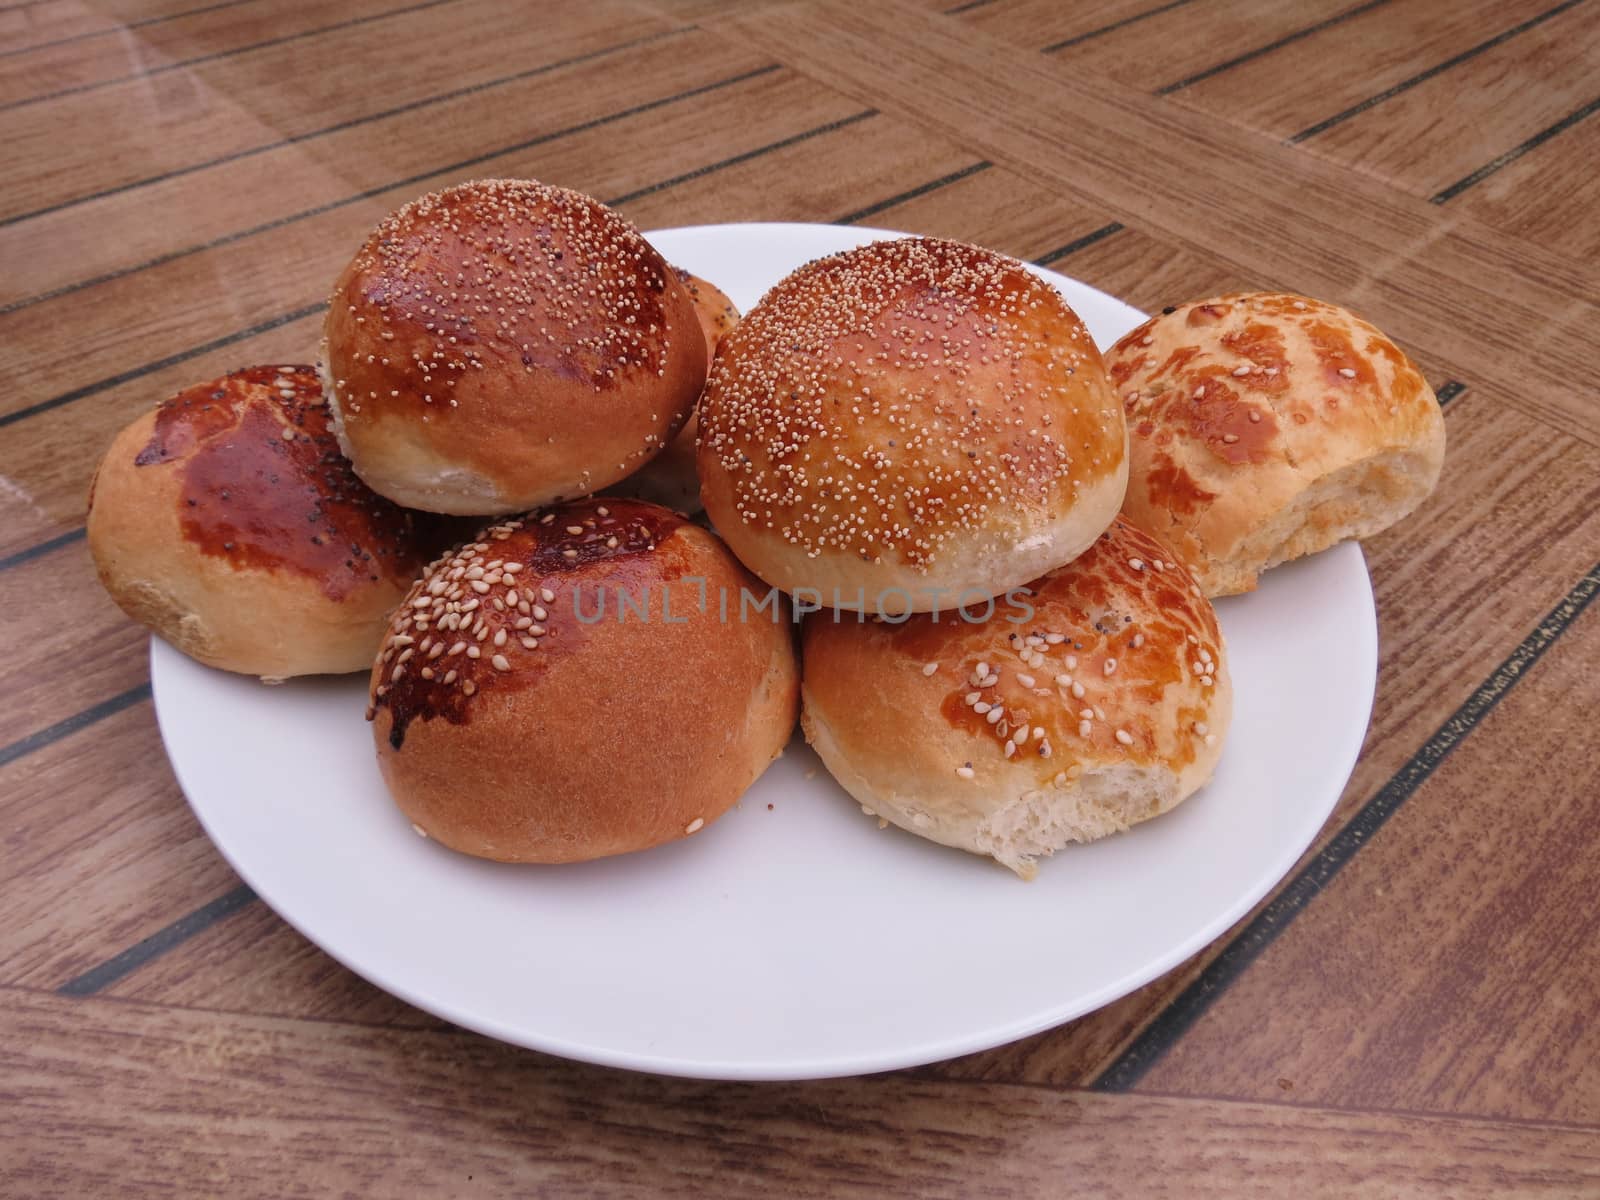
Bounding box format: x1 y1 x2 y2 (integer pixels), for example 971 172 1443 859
801 517 1229 876
697 237 1127 610
87 366 445 677
1107 292 1445 596
323 179 706 514
672 265 739 362
367 497 799 863
615 268 742 513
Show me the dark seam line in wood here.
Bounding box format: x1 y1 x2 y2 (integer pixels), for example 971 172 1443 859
0 62 779 315
1035 222 1127 264
1435 380 1467 406
0 526 86 572
0 0 457 113
1042 0 1200 54
942 0 998 12
1091 559 1600 1091
0 26 694 230
0 0 260 60
1288 0 1589 143
0 104 873 428
56 884 258 996
0 303 326 429
0 682 152 771
834 161 992 225
606 109 878 207
1432 94 1600 203
1156 0 1395 95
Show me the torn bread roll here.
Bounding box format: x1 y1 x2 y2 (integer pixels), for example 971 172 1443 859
1106 292 1445 597
801 516 1229 879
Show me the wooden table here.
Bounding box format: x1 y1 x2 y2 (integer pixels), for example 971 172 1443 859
4 0 1599 1193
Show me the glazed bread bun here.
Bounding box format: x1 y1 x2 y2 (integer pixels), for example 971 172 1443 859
698 237 1127 614
87 366 447 679
323 179 707 515
1107 292 1445 597
802 517 1229 879
617 266 740 513
367 497 798 863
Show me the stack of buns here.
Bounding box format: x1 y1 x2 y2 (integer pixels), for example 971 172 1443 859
89 177 1444 875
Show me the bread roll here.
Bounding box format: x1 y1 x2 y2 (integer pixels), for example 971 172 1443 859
801 517 1229 878
368 497 799 863
87 366 447 679
616 266 740 513
1106 292 1445 596
697 237 1126 615
322 179 706 515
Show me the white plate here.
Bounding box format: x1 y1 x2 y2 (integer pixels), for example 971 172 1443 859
152 222 1377 1080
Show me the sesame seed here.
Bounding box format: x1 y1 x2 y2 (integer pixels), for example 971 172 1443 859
1078 719 1091 737
563 549 577 560
1104 658 1117 675
540 588 556 603
922 661 939 676
566 525 584 535
463 680 476 696
491 654 511 671
956 765 976 780
1223 433 1240 443
1055 673 1072 686
1205 733 1218 745
1115 729 1134 745
1194 721 1209 735
493 629 507 647
1003 741 1017 758
280 427 296 441
985 707 1004 725
1017 673 1035 688
1232 365 1250 377
411 823 428 838
532 606 548 621
965 691 981 705
685 817 705 834
1129 558 1144 571
1071 681 1086 699
1339 367 1357 378
974 701 991 715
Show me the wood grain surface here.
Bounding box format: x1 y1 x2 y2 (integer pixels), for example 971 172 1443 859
3 0 1599 1193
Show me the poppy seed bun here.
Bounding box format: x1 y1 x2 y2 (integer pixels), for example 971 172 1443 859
617 266 741 514
87 366 446 679
801 517 1229 879
322 179 706 515
367 497 798 863
1107 292 1445 597
697 237 1128 614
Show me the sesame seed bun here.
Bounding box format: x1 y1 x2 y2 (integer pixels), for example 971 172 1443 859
1107 292 1446 597
367 497 799 864
697 237 1128 615
801 517 1230 879
615 266 741 515
322 179 706 515
87 367 449 679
